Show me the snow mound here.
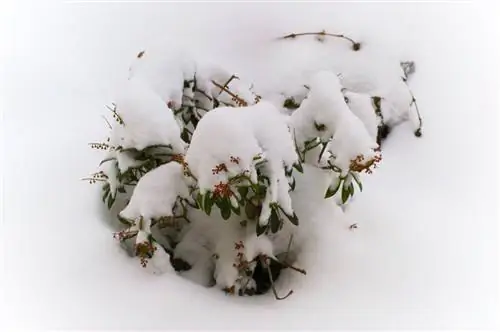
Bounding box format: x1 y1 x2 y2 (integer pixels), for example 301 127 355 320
112 79 186 153
186 101 297 221
120 162 189 221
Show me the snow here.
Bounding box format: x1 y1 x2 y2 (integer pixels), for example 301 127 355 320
290 71 378 174
112 78 185 153
2 1 499 330
127 47 195 110
120 162 189 221
186 101 297 223
344 90 379 142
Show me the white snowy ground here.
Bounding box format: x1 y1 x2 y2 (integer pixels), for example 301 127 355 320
1 1 499 330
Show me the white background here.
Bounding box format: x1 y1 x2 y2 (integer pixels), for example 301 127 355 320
1 0 499 330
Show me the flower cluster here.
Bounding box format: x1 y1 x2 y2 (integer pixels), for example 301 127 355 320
212 181 232 199
83 171 109 184
89 142 110 150
135 241 157 268
212 163 228 175
172 154 193 178
349 153 382 174
229 156 241 164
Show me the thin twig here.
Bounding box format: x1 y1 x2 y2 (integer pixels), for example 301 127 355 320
279 30 360 50
211 80 248 107
105 104 125 125
283 234 294 264
408 89 423 137
263 257 294 300
269 256 307 275
219 75 239 97
81 177 107 182
194 88 213 101
101 115 112 130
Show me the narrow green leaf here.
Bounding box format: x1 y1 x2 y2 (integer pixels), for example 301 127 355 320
196 192 204 211
256 184 267 197
293 162 304 173
237 186 249 202
324 176 342 199
117 215 133 226
277 205 299 226
270 207 281 233
181 128 190 143
351 172 363 192
204 192 213 215
99 157 116 167
341 186 350 204
231 203 241 215
349 182 355 196
314 121 327 132
245 201 258 220
102 190 109 203
220 198 231 220
191 115 199 128
256 222 268 236
107 193 116 209
317 142 329 163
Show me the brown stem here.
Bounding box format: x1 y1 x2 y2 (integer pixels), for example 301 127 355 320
101 115 112 130
269 256 307 275
81 177 107 182
279 30 360 50
283 234 294 264
408 89 423 137
263 257 294 300
219 75 239 96
211 80 248 107
194 88 213 101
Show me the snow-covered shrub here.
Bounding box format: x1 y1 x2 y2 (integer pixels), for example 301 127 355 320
86 31 421 298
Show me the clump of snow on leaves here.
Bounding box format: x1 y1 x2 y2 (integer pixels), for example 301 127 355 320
186 101 297 224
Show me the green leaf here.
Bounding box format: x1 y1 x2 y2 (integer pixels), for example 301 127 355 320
191 115 199 128
256 184 267 197
117 215 133 226
196 192 204 211
341 185 350 204
231 202 241 215
245 201 258 220
237 186 249 202
324 176 342 199
283 97 300 110
351 172 363 192
317 142 329 163
99 157 116 167
293 162 304 173
289 177 296 191
270 207 281 233
181 128 190 143
277 205 299 226
219 198 232 220
204 193 213 215
101 184 110 203
213 98 220 108
107 193 116 209
349 182 355 196
314 121 327 132
256 222 268 236
117 186 126 194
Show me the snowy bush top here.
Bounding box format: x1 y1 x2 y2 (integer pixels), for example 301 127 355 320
86 31 421 298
